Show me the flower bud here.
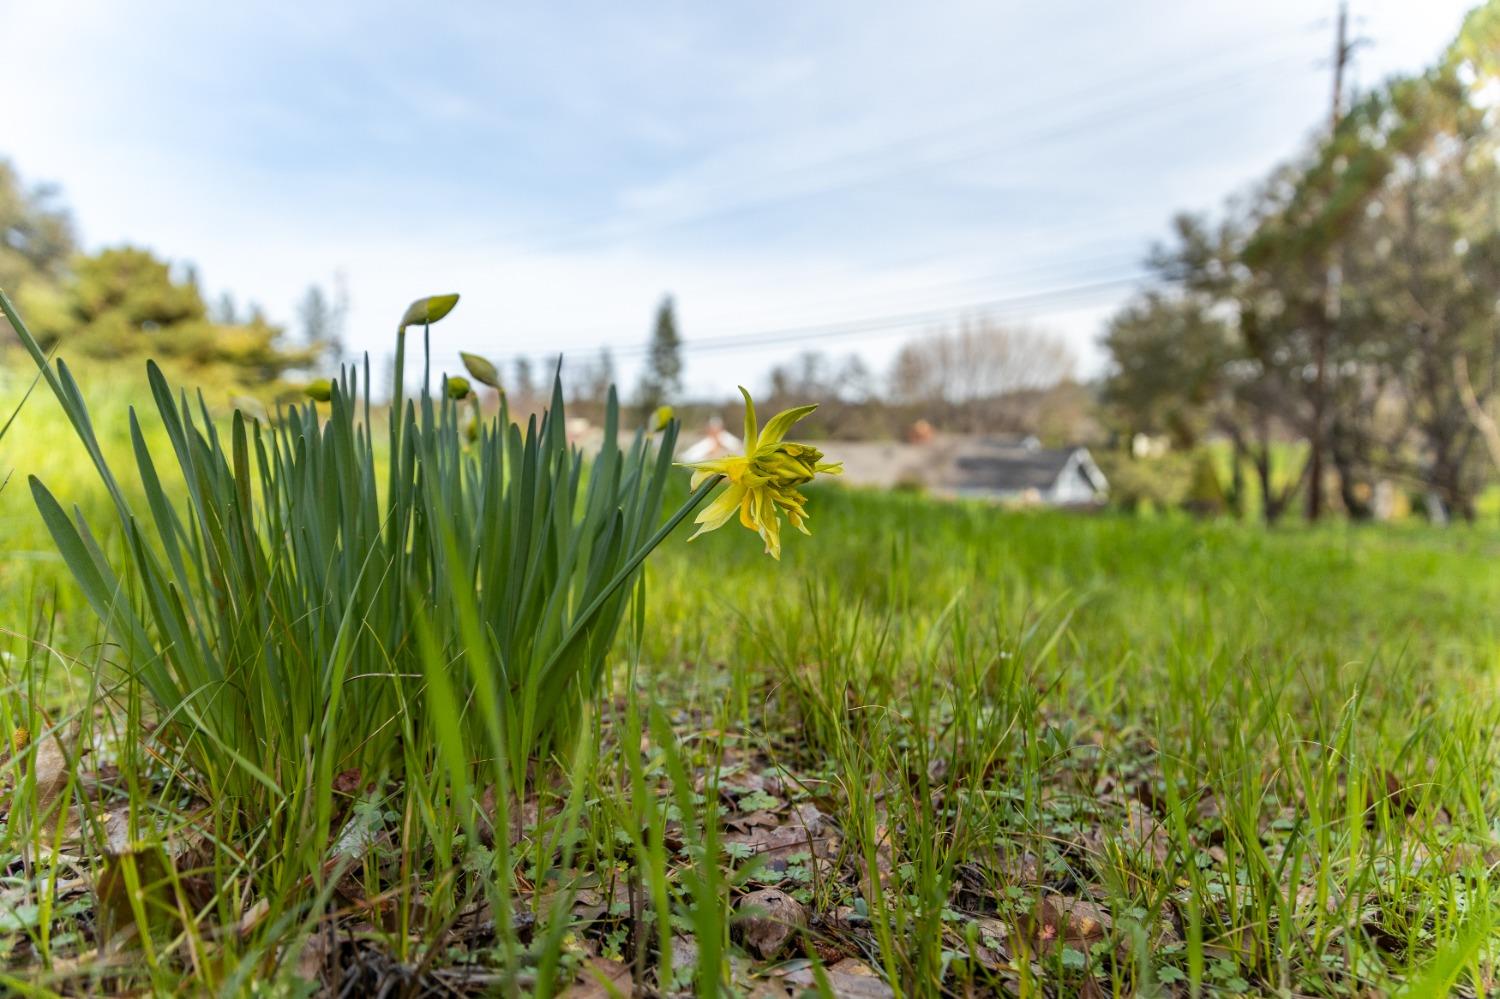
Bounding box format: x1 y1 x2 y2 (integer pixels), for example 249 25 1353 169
399 293 460 331
460 351 502 388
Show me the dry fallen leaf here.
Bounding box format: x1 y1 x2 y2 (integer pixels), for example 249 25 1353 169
1121 799 1172 864
31 721 78 819
560 955 633 998
1032 894 1111 954
723 801 837 871
477 784 541 848
734 887 808 960
781 958 895 998
667 934 699 989
968 915 1013 967
95 843 177 953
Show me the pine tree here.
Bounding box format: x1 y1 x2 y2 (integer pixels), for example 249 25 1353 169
298 281 347 368
513 356 536 407
636 295 682 420
584 346 616 404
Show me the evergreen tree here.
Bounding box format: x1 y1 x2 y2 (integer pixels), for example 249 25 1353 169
513 356 536 406
0 160 311 386
635 295 682 419
0 159 74 294
298 280 348 368
213 292 239 325
0 159 77 342
27 245 314 383
583 346 616 404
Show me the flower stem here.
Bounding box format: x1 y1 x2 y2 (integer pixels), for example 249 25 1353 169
540 475 722 677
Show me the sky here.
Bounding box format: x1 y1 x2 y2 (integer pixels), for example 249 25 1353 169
0 0 1481 398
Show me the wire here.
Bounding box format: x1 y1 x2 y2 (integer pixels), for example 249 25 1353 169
407 23 1333 382
458 35 1320 255
423 269 1147 380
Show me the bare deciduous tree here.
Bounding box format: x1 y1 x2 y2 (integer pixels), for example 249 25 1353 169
887 318 1076 432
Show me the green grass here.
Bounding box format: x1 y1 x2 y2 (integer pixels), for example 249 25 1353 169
1 353 1499 996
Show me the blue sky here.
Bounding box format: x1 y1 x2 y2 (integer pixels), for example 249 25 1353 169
0 0 1479 396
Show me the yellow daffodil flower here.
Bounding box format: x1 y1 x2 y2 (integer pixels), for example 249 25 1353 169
683 387 841 559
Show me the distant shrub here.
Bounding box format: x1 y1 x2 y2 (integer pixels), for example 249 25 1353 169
1094 449 1193 513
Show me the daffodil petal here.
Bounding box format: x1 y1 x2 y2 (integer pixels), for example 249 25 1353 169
759 496 783 558
682 457 732 474
738 385 758 450
689 483 747 540
757 404 819 447
739 489 757 531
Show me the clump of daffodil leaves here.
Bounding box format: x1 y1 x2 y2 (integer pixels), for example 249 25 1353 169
683 387 842 559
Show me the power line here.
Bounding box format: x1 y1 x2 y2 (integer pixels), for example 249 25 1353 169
407 25 1330 388
464 240 1148 357
407 32 1321 387
636 275 1145 357
520 53 1318 255
456 31 1321 256
414 53 1318 383
424 270 1147 380
425 251 1149 371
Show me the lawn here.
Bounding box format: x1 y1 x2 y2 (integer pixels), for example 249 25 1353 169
1 358 1498 997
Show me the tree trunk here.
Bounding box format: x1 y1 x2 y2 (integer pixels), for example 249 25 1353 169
1329 420 1372 520
1229 439 1247 519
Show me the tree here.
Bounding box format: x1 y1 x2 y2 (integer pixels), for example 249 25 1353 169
763 350 883 438
1337 145 1500 520
635 295 682 419
1103 202 1316 524
513 356 537 408
0 159 74 295
28 245 313 383
212 292 240 325
1 159 313 386
0 160 77 343
887 319 1075 432
1101 289 1234 449
297 277 348 368
1239 7 1500 520
1104 2 1500 523
574 346 616 406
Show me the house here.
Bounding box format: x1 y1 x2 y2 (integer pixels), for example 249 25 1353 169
832 434 1108 506
946 438 1108 505
678 418 742 463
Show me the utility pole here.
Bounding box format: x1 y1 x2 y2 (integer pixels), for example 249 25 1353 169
1307 0 1353 521
1330 1 1349 134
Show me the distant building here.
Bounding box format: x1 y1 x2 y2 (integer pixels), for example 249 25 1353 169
678 418 742 463
834 433 1108 506
949 440 1108 505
